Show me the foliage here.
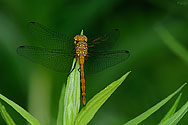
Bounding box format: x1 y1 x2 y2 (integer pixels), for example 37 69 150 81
0 0 188 124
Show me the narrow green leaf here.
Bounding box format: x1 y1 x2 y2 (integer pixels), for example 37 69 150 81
80 30 84 35
160 93 182 123
0 102 16 125
75 71 131 125
57 84 66 125
155 24 188 64
0 94 40 125
63 59 80 125
159 100 188 125
124 83 187 125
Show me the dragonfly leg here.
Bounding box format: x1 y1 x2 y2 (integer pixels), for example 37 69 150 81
67 59 77 76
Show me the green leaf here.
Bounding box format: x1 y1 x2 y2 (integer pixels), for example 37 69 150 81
160 93 182 123
80 29 84 35
75 71 131 125
0 94 40 125
63 59 80 125
56 84 66 125
159 100 188 125
0 102 16 125
155 24 188 64
124 83 187 125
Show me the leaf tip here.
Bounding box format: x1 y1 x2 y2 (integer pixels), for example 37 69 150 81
120 71 131 82
80 30 84 35
181 83 187 88
125 71 132 77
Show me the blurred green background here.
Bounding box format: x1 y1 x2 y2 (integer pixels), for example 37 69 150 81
0 0 188 124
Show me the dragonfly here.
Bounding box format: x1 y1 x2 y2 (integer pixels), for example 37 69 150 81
17 22 130 105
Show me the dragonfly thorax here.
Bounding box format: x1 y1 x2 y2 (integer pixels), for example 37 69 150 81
75 41 88 57
74 35 88 57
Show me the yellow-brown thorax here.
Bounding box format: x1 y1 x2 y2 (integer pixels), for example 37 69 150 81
74 35 88 59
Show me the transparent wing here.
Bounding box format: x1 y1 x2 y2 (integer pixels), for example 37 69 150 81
28 22 74 50
88 29 120 51
85 50 130 73
17 46 74 72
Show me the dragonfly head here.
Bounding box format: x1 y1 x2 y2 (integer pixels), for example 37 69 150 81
74 35 87 44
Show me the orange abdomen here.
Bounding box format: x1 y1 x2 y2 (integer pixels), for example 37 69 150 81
80 56 86 105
